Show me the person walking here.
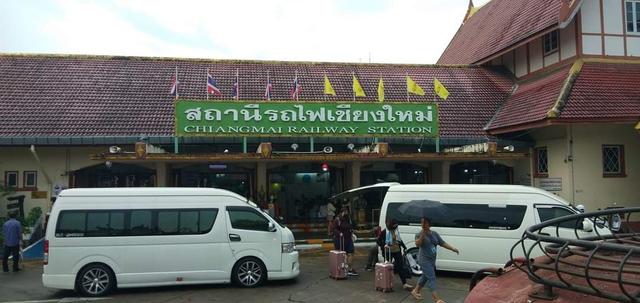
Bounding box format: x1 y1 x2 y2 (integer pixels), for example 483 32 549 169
333 207 358 276
326 200 336 236
3 211 22 273
384 218 413 290
411 217 459 302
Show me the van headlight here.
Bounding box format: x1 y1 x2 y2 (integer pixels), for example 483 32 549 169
282 242 295 253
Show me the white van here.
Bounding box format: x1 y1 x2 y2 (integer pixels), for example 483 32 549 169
42 188 299 296
374 184 609 273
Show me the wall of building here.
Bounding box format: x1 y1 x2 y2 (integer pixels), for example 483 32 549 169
532 124 640 211
0 146 121 217
493 19 577 79
581 0 640 57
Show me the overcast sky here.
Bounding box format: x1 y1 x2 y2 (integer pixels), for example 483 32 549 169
0 0 490 64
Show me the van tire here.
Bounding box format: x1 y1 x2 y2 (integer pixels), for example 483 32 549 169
75 263 116 297
232 257 266 288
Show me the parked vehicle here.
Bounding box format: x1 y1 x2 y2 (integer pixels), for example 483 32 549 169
42 188 299 296
369 184 611 273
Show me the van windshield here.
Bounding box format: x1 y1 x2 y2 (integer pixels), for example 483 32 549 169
386 203 527 230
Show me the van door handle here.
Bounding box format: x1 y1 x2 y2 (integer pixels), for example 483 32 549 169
229 234 241 242
539 232 550 236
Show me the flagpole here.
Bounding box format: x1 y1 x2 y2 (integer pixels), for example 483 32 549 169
406 72 409 102
323 72 327 102
433 77 436 103
295 70 299 102
236 68 240 100
352 71 356 102
266 70 270 101
175 66 179 100
206 68 209 100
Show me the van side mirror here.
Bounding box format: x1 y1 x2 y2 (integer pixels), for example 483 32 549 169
582 219 593 232
268 222 277 232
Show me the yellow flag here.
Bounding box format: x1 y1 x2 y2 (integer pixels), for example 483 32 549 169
324 74 336 96
406 76 425 96
377 78 385 102
434 78 449 100
353 74 366 97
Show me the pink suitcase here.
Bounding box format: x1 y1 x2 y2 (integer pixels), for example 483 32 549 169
375 248 394 292
329 249 348 279
330 235 348 279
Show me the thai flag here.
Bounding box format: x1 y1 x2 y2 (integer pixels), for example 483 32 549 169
265 78 273 100
290 74 301 100
207 73 222 96
231 70 239 100
169 72 179 98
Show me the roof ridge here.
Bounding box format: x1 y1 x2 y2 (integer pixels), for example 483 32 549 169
0 52 475 69
546 59 584 118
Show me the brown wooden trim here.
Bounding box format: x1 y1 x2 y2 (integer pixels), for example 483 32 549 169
4 170 18 188
515 58 574 82
582 32 626 37
90 152 529 162
527 43 531 74
533 147 549 178
602 144 627 178
558 28 563 59
582 54 640 60
22 170 37 189
600 0 606 56
577 11 584 57
487 117 638 135
622 0 628 56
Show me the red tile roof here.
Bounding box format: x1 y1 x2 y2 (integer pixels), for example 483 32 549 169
0 54 513 139
438 0 572 65
486 66 570 131
560 63 640 121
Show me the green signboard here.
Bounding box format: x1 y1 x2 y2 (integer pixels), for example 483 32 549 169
175 100 439 137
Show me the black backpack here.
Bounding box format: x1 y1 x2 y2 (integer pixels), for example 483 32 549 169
376 229 386 247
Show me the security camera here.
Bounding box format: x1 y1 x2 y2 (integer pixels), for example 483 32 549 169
323 146 333 154
347 143 355 151
291 143 299 151
109 146 122 154
105 161 113 168
503 145 515 152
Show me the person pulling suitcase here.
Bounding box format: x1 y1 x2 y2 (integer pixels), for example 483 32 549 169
383 218 413 290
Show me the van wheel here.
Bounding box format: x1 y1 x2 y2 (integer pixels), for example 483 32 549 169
76 264 115 297
232 258 266 288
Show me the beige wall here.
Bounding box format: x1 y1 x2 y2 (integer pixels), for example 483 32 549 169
532 124 640 210
0 146 117 217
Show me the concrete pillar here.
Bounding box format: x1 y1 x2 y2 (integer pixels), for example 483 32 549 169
348 162 361 189
256 161 267 194
441 161 451 184
156 162 169 187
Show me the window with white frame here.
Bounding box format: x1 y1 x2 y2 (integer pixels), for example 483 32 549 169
602 145 626 177
543 30 559 55
4 171 18 188
24 171 37 188
535 147 549 177
626 0 640 33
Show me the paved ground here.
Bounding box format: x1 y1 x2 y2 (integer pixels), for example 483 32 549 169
0 249 471 303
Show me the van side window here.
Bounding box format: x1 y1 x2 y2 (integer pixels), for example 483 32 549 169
537 207 579 229
130 210 154 236
158 211 179 234
55 209 218 237
86 212 109 237
228 207 270 232
56 212 86 237
386 203 527 230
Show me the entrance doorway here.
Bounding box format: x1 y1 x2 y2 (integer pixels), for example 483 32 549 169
173 164 252 199
72 163 156 187
449 161 514 184
268 164 344 226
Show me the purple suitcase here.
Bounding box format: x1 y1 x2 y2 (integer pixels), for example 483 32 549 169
375 248 394 292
